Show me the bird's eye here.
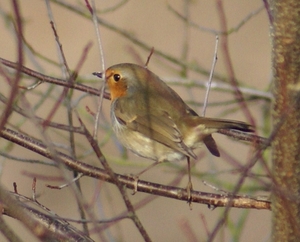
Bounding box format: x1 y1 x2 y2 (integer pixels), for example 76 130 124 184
113 74 121 82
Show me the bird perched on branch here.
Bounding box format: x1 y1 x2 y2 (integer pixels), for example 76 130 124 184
94 63 253 202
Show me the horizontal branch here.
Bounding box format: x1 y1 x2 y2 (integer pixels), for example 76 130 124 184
0 127 271 210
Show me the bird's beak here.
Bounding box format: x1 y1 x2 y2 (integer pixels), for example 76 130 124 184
92 72 103 79
93 71 111 94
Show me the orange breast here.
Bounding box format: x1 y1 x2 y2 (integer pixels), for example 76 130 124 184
107 80 127 101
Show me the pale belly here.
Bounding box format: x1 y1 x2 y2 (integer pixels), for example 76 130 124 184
112 115 186 162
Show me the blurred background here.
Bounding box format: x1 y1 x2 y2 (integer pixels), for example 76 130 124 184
0 0 271 241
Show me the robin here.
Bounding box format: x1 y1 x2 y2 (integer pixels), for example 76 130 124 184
93 63 253 201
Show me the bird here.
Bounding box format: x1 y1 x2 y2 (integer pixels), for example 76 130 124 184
93 63 253 201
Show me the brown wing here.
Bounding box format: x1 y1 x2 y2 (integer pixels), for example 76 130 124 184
114 103 196 158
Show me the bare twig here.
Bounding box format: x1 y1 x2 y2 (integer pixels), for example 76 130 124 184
0 57 106 97
0 0 23 132
202 36 219 117
76 115 152 242
90 0 106 140
216 0 256 127
2 190 94 242
168 3 264 35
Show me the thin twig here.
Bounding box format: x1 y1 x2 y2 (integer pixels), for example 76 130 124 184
168 3 264 35
90 0 106 140
0 57 106 97
216 0 256 127
0 0 23 132
76 115 152 242
202 36 219 117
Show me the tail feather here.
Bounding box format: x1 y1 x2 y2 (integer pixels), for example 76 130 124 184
198 117 253 157
199 117 253 132
203 135 220 157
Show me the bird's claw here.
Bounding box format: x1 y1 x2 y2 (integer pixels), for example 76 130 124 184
130 174 139 195
186 181 193 210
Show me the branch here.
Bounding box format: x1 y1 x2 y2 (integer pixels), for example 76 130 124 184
0 126 271 210
2 191 94 242
0 57 107 99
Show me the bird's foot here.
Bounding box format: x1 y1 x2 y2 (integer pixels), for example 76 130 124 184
129 174 139 195
186 181 193 210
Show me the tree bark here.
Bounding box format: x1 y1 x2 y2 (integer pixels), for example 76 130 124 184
271 0 300 241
